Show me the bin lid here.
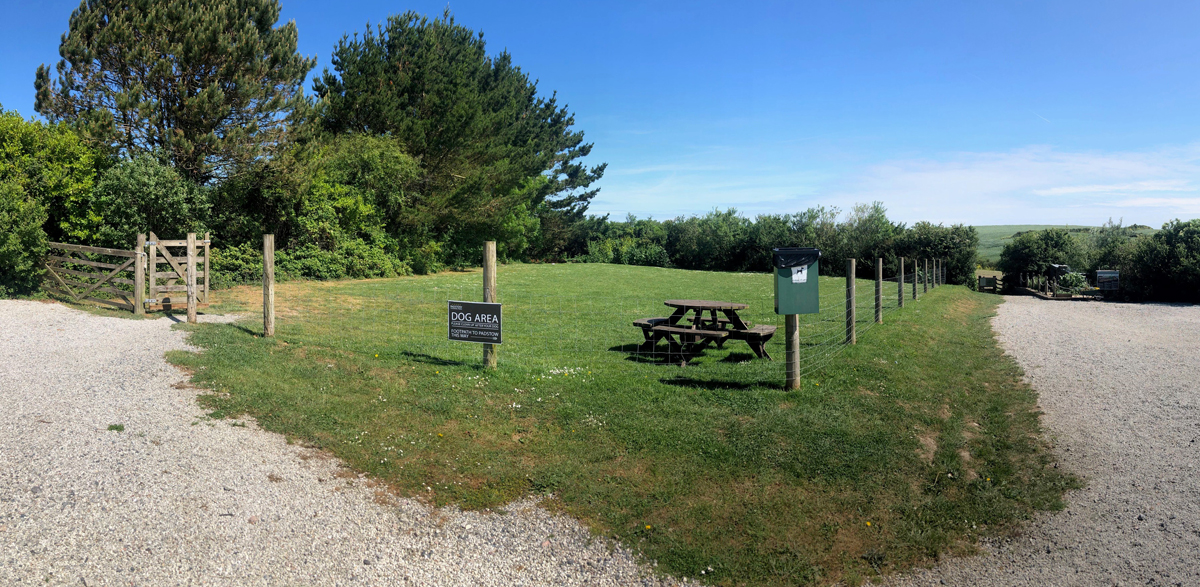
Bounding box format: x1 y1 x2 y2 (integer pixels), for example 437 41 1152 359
772 247 821 269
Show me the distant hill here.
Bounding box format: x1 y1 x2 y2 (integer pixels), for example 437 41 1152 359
974 224 1156 264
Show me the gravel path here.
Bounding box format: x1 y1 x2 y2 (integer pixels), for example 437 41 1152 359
878 296 1200 587
0 300 675 587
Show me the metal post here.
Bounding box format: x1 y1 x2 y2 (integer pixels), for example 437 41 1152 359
483 241 498 369
186 233 197 324
785 314 799 390
134 233 145 315
845 258 856 345
898 256 905 308
263 234 275 337
875 258 883 324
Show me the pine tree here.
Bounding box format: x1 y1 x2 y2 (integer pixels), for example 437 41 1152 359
313 11 605 246
35 0 315 184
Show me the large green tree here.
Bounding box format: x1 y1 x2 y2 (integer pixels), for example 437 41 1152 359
312 11 605 260
35 0 314 184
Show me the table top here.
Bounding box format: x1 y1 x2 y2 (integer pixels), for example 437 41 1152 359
664 299 749 310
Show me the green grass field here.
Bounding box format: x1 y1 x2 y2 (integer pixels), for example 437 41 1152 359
167 264 1075 586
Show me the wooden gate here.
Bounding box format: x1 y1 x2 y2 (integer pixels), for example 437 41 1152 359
146 231 209 311
42 232 210 317
42 241 142 312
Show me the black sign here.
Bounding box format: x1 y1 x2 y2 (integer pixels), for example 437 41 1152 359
448 301 502 344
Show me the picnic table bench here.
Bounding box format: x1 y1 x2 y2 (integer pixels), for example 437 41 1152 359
633 300 777 365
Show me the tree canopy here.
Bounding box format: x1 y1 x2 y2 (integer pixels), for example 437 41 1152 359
34 0 314 184
312 11 605 256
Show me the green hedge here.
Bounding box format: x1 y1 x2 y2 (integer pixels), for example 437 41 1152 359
0 181 48 296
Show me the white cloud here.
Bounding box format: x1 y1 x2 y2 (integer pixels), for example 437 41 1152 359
594 142 1200 226
825 145 1200 225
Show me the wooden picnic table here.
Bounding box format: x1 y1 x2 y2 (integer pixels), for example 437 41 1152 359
632 299 777 365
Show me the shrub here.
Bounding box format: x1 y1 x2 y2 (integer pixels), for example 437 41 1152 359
997 228 1084 282
409 241 444 275
1058 272 1088 294
90 155 210 248
0 107 99 242
1126 219 1200 302
209 242 264 289
0 181 49 296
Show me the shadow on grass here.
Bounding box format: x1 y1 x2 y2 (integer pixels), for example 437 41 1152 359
608 342 707 365
658 376 755 390
400 350 469 367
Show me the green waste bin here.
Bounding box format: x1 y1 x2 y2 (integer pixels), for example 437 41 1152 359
773 247 821 315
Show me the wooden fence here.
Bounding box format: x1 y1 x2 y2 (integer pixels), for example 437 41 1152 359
42 232 209 319
43 242 141 312
147 231 209 311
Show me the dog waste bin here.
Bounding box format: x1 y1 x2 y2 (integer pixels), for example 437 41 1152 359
773 247 821 315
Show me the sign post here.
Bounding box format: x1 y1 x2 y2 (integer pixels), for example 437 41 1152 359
447 241 502 368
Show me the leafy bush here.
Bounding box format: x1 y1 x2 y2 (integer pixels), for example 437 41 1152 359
208 242 264 289
1125 219 1200 302
1058 272 1088 293
90 155 210 248
0 181 49 296
0 107 99 243
997 228 1085 282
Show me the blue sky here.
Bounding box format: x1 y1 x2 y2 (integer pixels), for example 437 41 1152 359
4 0 1200 227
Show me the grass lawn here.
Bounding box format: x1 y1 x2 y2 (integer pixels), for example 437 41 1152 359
166 263 1075 586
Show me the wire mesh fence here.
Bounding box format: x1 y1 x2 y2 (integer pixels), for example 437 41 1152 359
274 260 946 390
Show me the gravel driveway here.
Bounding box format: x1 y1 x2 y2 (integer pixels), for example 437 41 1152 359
878 296 1200 587
0 300 673 586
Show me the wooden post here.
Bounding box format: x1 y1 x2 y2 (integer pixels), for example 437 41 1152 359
912 259 919 300
186 233 197 324
263 234 275 337
202 232 210 303
134 233 146 315
784 314 799 390
923 259 929 293
148 232 158 312
874 258 883 324
845 258 856 345
483 241 498 369
898 256 905 308
933 259 938 287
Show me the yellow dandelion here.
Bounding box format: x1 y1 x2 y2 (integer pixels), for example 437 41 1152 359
645 525 652 530
866 521 871 526
375 354 379 357
437 433 443 437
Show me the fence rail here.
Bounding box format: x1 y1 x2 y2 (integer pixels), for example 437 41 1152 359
42 241 140 312
41 232 208 321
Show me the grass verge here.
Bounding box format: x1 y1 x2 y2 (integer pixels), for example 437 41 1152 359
167 263 1076 586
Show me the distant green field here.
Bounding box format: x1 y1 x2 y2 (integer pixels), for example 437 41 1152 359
974 224 1157 264
975 225 1092 264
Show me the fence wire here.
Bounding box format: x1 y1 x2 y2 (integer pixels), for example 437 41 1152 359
270 263 945 390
